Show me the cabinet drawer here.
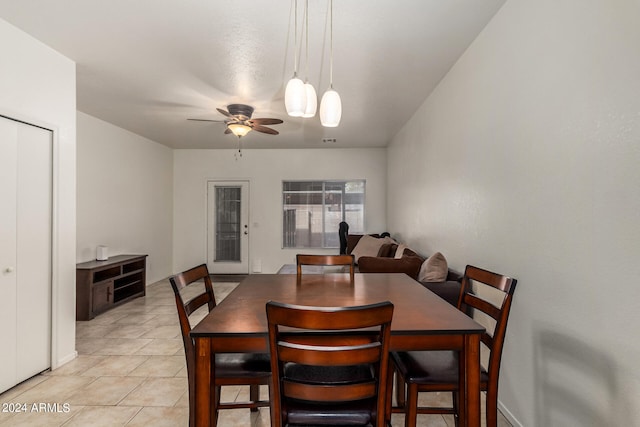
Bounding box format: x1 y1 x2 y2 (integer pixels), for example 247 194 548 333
92 280 114 314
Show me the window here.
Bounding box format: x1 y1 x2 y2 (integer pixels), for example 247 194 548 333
283 180 365 248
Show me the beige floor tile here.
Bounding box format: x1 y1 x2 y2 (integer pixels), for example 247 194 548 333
139 325 181 339
44 355 106 376
80 355 149 377
83 311 130 325
67 376 145 406
0 374 49 401
63 405 141 426
144 314 183 327
114 314 159 325
174 390 189 407
93 338 155 356
75 323 121 339
118 377 187 407
134 338 182 356
104 323 155 338
7 376 96 403
127 355 185 377
125 406 189 427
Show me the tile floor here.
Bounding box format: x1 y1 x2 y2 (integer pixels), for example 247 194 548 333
0 278 512 426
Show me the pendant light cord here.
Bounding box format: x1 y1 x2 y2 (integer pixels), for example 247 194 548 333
293 0 298 77
305 0 309 82
329 0 333 89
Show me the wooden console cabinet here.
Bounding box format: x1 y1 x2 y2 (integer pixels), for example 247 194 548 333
76 254 148 320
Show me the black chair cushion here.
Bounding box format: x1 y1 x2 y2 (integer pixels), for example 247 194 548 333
391 350 488 385
286 398 376 425
214 352 271 378
283 363 377 425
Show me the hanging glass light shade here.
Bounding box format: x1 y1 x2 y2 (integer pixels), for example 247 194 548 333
285 77 306 117
320 0 341 127
319 88 341 127
302 82 317 117
285 0 307 117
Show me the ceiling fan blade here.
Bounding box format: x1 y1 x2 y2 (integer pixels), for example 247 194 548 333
252 125 279 135
187 118 225 123
216 108 234 118
249 118 283 125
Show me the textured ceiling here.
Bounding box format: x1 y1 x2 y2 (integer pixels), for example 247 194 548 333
0 0 506 149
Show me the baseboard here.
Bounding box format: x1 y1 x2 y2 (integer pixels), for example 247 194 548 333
499 399 523 427
53 350 78 370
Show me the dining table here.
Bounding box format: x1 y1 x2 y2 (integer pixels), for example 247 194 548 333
190 272 485 427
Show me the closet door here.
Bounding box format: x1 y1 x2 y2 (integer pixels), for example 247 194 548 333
0 116 52 392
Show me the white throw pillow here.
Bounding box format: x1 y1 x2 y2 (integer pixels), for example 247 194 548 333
418 252 448 282
351 235 394 262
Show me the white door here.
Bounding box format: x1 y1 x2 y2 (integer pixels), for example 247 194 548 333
207 181 249 274
0 117 52 393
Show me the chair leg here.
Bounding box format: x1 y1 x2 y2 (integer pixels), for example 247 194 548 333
485 388 498 427
404 383 418 427
212 385 221 426
452 391 460 427
385 362 394 425
249 384 260 412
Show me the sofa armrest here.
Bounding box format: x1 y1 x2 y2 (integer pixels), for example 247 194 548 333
357 255 423 280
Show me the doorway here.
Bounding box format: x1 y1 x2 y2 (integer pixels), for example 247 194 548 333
207 181 250 274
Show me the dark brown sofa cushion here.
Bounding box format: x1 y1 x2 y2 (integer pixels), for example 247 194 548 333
357 255 424 280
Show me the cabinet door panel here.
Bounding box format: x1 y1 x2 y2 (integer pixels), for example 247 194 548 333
92 281 114 314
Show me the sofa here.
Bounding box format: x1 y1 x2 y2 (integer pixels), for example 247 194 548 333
346 234 463 307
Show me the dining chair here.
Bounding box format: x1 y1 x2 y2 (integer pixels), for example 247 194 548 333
266 300 394 427
387 265 517 427
169 264 270 426
296 253 355 283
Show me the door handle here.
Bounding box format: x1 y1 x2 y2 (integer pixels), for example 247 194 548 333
4 267 15 273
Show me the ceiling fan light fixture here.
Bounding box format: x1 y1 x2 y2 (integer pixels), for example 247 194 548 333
285 76 307 117
320 88 341 127
302 82 317 117
227 123 252 137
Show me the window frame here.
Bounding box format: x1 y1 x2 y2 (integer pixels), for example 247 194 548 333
282 179 366 249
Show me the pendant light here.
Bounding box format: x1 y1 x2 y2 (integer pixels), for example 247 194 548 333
320 0 341 127
301 0 317 118
285 0 307 117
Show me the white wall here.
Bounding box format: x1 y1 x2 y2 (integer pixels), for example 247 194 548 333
76 112 173 284
387 1 640 426
173 148 387 274
0 18 77 368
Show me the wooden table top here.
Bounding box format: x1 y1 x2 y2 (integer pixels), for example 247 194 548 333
191 273 483 339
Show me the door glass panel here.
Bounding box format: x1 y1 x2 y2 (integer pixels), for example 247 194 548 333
215 186 241 262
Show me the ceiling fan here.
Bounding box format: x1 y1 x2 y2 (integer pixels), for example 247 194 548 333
188 104 283 138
